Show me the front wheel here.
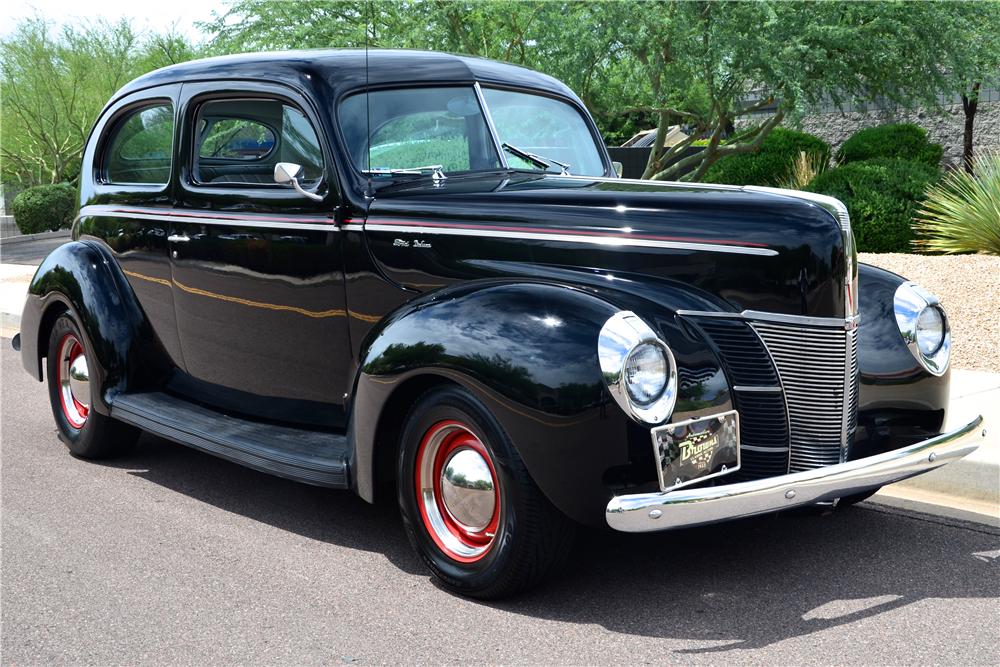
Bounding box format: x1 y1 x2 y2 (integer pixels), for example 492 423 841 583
397 385 575 599
46 313 139 459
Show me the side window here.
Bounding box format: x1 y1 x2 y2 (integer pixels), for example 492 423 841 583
193 98 324 187
200 119 275 160
104 103 174 185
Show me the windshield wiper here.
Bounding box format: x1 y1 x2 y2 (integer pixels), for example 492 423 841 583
501 143 570 175
363 164 447 183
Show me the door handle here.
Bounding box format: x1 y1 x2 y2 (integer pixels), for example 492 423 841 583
167 234 190 243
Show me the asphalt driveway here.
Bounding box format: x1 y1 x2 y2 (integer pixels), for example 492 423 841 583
2 343 998 664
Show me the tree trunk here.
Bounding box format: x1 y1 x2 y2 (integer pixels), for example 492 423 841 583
961 82 980 174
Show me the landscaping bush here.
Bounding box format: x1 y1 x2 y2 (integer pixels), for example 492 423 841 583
702 127 830 187
836 124 943 167
913 152 1000 255
11 183 77 234
806 158 940 253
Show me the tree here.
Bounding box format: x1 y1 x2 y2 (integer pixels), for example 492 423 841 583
629 1 1000 181
0 16 200 187
940 3 1000 173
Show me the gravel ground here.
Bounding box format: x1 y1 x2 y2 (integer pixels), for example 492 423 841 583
860 253 1000 373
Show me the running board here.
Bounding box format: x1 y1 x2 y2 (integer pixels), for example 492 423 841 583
111 392 349 488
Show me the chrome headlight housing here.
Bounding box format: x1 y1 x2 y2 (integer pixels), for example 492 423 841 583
893 282 950 375
598 311 677 424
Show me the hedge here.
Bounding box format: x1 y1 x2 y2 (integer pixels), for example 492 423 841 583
806 158 940 253
836 124 943 168
702 127 830 187
11 183 77 234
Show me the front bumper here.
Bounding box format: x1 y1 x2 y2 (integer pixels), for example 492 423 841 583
606 415 986 532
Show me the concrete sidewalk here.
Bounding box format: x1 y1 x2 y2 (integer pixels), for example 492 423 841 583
0 263 36 338
0 259 996 519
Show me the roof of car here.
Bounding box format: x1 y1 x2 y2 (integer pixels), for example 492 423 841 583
115 49 581 104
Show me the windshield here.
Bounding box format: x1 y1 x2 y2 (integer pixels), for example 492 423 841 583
338 85 606 177
481 88 605 176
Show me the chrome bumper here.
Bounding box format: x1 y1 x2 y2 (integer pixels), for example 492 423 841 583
606 415 986 532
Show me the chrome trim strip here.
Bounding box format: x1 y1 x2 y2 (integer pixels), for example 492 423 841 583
365 224 778 256
77 205 338 232
677 309 859 329
741 445 790 453
732 385 782 393
606 415 986 532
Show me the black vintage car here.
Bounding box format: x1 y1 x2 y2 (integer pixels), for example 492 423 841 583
13 50 985 598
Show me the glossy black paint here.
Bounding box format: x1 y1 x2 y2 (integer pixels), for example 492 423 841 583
169 81 351 425
852 263 949 458
363 172 848 318
350 280 732 523
19 49 950 526
20 240 172 413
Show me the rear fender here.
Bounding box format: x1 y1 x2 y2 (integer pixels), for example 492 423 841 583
20 241 169 413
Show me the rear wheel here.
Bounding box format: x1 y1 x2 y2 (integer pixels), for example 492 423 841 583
46 313 139 459
397 385 575 599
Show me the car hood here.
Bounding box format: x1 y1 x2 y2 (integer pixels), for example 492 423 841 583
364 172 852 319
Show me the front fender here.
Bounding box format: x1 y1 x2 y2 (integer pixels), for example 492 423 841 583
20 240 168 413
351 280 632 524
350 277 733 526
855 262 950 455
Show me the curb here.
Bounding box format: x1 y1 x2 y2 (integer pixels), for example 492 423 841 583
892 455 998 506
0 229 71 247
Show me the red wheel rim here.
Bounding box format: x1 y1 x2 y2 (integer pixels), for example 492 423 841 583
414 420 501 563
56 333 89 429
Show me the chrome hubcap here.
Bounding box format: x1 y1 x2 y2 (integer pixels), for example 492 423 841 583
58 334 89 429
440 448 496 531
415 420 501 562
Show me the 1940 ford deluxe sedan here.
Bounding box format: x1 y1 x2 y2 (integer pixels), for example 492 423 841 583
13 49 986 598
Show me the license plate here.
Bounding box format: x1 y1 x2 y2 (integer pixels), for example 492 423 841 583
651 410 740 492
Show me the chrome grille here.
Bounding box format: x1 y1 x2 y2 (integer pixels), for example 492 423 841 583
750 322 858 472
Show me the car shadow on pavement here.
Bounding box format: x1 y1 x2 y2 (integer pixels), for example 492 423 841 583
114 433 999 653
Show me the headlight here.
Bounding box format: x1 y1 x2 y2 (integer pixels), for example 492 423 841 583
893 282 950 375
915 306 945 356
598 312 677 424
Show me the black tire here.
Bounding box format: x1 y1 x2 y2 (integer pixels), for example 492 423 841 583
839 488 881 507
397 385 575 599
46 313 139 459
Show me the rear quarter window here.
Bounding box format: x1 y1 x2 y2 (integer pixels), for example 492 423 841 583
103 103 174 185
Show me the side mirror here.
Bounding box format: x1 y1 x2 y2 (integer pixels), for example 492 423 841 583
612 161 624 178
274 162 322 201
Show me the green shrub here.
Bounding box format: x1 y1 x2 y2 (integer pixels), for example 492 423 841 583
702 127 830 187
913 152 1000 255
11 183 77 234
836 124 943 167
806 158 940 253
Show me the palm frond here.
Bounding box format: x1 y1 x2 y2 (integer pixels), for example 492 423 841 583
913 153 1000 255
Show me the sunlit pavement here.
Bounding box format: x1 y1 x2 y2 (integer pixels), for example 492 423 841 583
2 343 998 665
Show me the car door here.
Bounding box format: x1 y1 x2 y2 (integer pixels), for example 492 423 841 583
169 81 350 428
